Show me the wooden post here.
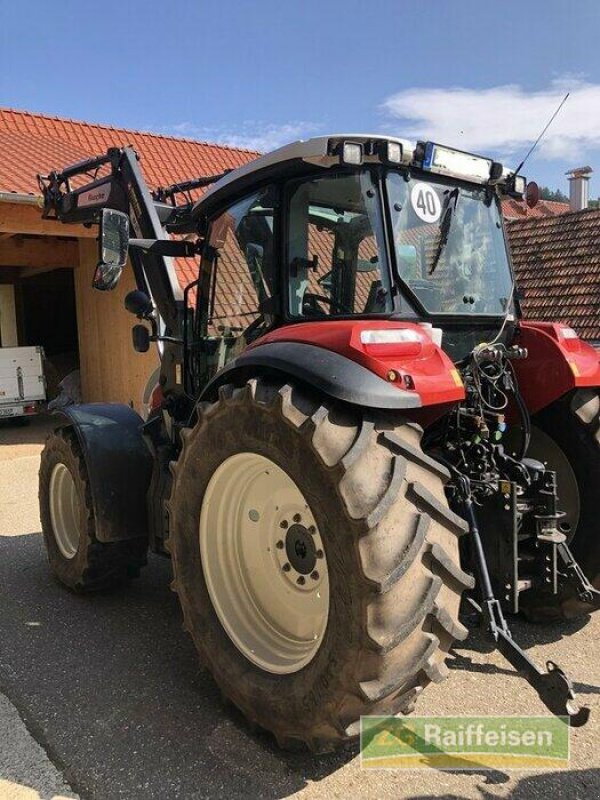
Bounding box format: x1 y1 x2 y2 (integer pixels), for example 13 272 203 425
0 284 18 346
76 239 159 413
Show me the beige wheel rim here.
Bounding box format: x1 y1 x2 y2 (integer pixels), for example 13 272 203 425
49 463 81 559
199 452 329 674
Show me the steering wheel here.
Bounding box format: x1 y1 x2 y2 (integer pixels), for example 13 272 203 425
302 292 353 316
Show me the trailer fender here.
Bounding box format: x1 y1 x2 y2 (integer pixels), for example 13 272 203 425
200 341 422 409
53 403 152 543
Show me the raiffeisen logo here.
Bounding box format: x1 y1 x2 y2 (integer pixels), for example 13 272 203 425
78 183 111 208
360 715 570 770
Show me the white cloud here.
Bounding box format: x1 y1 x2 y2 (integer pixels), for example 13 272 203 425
161 120 323 152
381 77 600 163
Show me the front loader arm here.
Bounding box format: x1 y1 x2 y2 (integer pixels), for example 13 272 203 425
39 147 186 397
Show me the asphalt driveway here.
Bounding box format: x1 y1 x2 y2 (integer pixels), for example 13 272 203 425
0 415 598 799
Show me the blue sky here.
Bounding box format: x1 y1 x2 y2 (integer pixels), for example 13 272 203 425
2 0 599 193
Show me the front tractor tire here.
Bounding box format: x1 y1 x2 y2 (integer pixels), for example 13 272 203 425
168 378 472 751
39 428 147 591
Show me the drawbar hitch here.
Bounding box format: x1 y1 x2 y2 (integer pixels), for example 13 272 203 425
455 471 590 727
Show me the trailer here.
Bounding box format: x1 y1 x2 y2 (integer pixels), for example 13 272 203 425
0 346 46 420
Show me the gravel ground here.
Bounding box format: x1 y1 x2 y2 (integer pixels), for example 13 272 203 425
0 414 598 800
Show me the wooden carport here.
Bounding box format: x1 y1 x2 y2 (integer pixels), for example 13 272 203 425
0 194 158 412
0 107 258 411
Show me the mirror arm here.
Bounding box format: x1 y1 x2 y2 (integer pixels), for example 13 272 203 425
151 335 184 344
132 321 183 354
132 306 158 332
129 238 201 257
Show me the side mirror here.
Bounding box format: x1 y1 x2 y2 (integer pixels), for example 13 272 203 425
93 209 129 291
132 324 150 353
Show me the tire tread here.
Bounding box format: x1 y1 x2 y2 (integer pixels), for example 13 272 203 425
168 378 467 751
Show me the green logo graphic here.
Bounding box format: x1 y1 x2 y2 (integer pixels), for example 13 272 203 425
360 716 570 770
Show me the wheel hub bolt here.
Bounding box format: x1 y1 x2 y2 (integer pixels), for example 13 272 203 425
293 513 302 523
297 576 306 585
276 540 284 549
280 520 288 529
308 525 316 535
282 563 291 572
311 571 319 581
316 549 323 559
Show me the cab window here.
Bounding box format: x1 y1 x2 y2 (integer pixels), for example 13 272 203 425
286 171 392 318
204 185 276 371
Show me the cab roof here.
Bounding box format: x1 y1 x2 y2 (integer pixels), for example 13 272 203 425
191 134 517 221
192 134 414 217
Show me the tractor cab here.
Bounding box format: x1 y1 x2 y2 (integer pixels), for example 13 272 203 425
190 136 523 384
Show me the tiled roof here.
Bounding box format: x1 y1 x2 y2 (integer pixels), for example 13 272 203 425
0 108 258 196
501 198 570 220
508 207 600 342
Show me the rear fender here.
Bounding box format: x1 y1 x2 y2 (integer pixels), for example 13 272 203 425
53 404 152 543
514 323 600 414
200 341 420 408
246 321 465 408
200 323 465 412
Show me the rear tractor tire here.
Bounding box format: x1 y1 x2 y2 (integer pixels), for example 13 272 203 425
521 388 600 621
167 378 472 751
39 428 147 591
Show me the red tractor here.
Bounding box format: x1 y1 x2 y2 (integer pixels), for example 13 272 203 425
37 136 600 750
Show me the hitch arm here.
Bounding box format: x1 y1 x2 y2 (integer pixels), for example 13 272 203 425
461 492 590 726
466 597 590 726
496 630 590 725
557 541 600 607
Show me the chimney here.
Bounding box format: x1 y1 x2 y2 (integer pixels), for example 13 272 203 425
566 166 593 211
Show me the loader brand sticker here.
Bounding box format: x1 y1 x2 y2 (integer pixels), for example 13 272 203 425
77 182 111 208
410 182 442 223
360 716 569 770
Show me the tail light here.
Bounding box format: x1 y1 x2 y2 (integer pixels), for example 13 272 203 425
557 325 581 353
359 328 424 357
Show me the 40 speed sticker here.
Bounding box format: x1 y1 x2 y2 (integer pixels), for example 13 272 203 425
410 182 442 223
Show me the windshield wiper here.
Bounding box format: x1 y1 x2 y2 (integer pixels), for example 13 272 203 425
429 188 459 276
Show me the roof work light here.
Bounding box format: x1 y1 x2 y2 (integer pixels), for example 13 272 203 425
422 142 493 183
383 140 403 164
504 172 527 198
341 141 363 165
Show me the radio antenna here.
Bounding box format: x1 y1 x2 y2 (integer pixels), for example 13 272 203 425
513 92 569 176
